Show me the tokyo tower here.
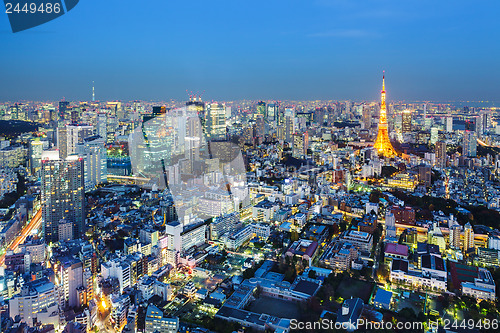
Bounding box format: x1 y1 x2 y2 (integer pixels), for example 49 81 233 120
373 72 397 157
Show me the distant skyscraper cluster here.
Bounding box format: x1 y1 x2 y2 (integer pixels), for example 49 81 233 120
1 70 500 333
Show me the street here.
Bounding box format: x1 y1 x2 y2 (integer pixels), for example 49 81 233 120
0 207 42 266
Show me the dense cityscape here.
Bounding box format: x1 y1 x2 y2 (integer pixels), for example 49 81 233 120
0 73 499 333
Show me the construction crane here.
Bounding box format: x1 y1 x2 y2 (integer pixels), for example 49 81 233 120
186 90 205 102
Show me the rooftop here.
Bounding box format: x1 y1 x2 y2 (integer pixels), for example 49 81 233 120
287 239 318 258
384 243 409 257
373 288 392 306
337 297 364 324
391 259 409 273
291 279 322 296
449 262 478 289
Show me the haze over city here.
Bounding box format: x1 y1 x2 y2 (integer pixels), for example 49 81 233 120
1 0 500 102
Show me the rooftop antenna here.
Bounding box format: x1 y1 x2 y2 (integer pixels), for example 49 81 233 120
382 70 385 92
92 81 95 102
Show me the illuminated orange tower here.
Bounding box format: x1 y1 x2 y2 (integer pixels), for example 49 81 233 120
373 71 397 157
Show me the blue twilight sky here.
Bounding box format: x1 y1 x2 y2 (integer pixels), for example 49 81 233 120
0 0 499 102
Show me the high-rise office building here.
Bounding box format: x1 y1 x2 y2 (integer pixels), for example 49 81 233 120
284 106 295 118
344 101 352 119
463 131 477 157
205 103 226 141
464 222 475 254
97 112 107 141
385 212 396 238
186 97 205 115
107 116 118 143
144 105 166 122
402 110 412 133
59 100 70 119
361 105 372 130
41 154 85 243
423 117 433 130
449 224 462 249
284 115 295 142
418 165 432 188
435 141 447 168
446 116 453 132
184 136 200 174
292 132 309 158
62 124 94 156
276 105 285 126
28 139 44 176
243 125 255 146
430 127 439 145
107 101 122 118
59 257 84 308
256 101 266 117
133 106 175 188
465 118 476 131
225 105 232 118
57 126 68 159
296 111 313 129
254 115 265 143
9 104 20 120
476 111 490 136
77 135 108 190
71 107 81 124
186 98 205 132
17 104 27 120
266 103 277 121
186 115 203 138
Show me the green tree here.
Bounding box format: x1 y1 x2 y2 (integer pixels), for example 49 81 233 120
369 190 381 203
377 264 390 282
479 300 493 312
399 307 417 320
242 266 256 279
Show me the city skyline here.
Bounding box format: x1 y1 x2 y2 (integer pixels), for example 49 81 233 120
1 1 500 101
1 66 500 333
2 2 500 333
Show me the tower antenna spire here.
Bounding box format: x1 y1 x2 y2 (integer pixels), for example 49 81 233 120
382 70 385 92
92 81 95 102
